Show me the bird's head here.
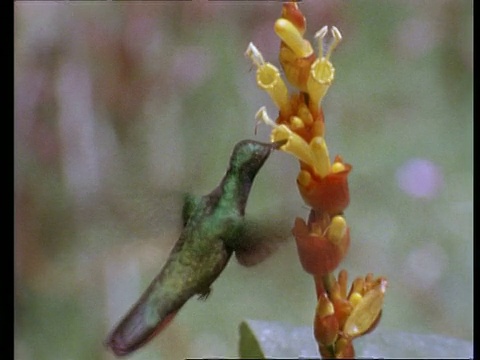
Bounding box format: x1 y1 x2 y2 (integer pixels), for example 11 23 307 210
229 139 286 179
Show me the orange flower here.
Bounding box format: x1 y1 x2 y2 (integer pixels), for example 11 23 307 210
297 155 352 215
255 107 351 215
246 3 341 120
314 270 388 358
246 2 348 217
292 211 350 276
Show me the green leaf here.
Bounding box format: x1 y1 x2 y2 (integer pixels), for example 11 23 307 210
238 321 266 359
239 319 473 359
239 320 317 358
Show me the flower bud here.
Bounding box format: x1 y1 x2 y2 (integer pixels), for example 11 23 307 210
314 293 339 346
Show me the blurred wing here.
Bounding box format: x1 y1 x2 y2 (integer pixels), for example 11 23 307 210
235 218 292 267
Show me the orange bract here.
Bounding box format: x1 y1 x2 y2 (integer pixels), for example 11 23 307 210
298 160 352 215
293 215 350 276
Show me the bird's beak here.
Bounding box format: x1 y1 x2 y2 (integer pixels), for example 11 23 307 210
271 138 288 150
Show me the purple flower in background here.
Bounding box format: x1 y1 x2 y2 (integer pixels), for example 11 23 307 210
396 158 444 199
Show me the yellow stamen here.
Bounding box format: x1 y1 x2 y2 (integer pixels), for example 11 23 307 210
297 170 311 188
327 215 347 245
290 116 305 130
274 18 313 58
298 102 314 126
316 294 335 318
350 278 365 295
331 161 346 173
310 136 331 177
348 292 363 308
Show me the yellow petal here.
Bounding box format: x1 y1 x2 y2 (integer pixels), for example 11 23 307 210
310 136 331 177
316 293 335 318
343 280 387 338
327 216 347 245
297 102 314 126
256 63 290 114
348 292 363 308
307 58 334 108
272 125 314 166
274 18 313 58
297 170 312 188
331 161 346 173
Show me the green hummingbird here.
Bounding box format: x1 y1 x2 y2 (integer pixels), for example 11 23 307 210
105 139 287 357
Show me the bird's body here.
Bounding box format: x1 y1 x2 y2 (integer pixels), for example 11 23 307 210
106 140 284 356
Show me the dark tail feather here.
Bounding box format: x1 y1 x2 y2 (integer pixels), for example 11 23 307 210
105 305 178 357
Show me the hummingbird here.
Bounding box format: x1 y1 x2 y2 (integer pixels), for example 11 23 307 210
105 139 287 357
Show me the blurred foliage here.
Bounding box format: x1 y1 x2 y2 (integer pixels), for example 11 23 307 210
14 1 472 359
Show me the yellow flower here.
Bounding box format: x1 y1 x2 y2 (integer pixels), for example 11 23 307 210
256 107 351 215
245 4 345 215
246 4 342 118
307 26 342 111
314 270 388 358
274 18 313 59
255 107 328 175
246 4 388 358
245 43 291 116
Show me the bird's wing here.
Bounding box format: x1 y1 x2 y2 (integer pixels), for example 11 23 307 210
234 218 292 267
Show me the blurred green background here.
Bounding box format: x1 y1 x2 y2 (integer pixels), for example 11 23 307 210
14 1 472 359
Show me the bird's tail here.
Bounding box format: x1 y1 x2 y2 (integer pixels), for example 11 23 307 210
105 294 182 357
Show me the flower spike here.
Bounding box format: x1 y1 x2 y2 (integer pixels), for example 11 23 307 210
245 4 387 358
